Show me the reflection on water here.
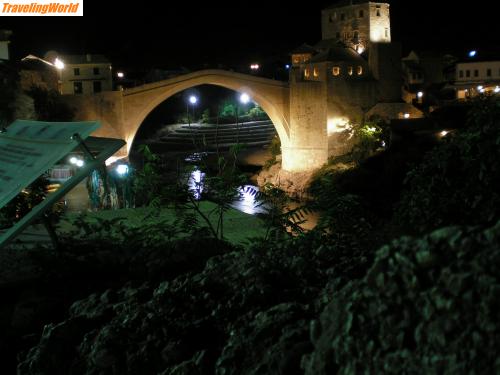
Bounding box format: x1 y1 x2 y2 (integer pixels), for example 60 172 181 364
233 185 267 215
188 169 205 200
187 168 266 215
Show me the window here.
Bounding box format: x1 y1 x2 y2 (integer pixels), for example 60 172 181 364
357 66 363 75
487 68 492 77
459 70 464 78
340 13 345 21
376 5 381 17
466 70 470 77
74 68 80 76
348 66 353 76
329 12 336 22
93 81 102 93
304 68 310 79
353 31 359 40
336 32 341 39
73 81 83 94
359 10 364 18
385 28 389 38
313 67 319 78
93 67 100 75
332 66 340 76
474 69 479 77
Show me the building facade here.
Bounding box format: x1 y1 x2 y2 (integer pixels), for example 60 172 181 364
455 60 500 98
0 29 12 60
58 54 113 95
290 1 406 158
321 0 391 54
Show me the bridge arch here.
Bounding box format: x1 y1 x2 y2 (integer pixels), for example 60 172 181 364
120 70 290 154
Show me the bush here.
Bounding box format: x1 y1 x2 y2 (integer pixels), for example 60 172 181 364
396 96 500 232
304 220 500 375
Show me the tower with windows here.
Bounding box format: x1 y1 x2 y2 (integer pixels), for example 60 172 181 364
321 1 391 54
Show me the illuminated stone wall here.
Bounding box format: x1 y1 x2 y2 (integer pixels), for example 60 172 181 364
286 66 329 171
321 2 390 52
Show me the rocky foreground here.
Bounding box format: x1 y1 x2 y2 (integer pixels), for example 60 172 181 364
3 220 500 374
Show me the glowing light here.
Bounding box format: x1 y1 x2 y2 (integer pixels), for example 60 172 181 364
440 130 449 137
189 95 198 105
117 72 124 78
417 91 424 98
116 164 129 176
69 156 78 165
54 58 65 70
495 86 500 93
240 93 251 104
381 141 386 147
75 159 84 168
250 64 260 70
404 113 410 119
285 64 290 69
357 45 365 54
327 117 351 135
188 169 205 200
469 50 477 57
477 85 483 91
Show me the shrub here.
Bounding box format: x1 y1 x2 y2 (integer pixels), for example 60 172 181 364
396 95 500 232
304 220 500 375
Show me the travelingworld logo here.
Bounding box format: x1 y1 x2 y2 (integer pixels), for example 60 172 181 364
1 0 83 16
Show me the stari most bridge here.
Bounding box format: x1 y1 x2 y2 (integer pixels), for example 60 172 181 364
64 69 329 172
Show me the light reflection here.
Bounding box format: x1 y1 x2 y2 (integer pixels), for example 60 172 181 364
188 169 205 200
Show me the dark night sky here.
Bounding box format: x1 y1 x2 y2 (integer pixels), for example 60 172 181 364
1 0 497 69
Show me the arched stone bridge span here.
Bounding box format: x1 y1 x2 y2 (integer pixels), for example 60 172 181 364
65 69 329 172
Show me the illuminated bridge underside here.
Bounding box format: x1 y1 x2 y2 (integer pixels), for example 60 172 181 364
67 69 329 172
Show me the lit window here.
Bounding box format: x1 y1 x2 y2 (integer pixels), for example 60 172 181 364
332 66 340 76
313 67 319 78
293 56 300 64
348 66 353 76
304 69 310 79
357 66 363 75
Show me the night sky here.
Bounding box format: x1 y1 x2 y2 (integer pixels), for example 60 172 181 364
1 0 497 70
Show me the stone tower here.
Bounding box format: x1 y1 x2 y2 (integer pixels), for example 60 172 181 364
321 1 391 53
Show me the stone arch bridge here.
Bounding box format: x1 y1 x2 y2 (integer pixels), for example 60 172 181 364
64 69 329 172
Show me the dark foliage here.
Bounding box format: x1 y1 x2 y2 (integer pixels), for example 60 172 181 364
27 87 74 121
397 96 500 232
304 220 500 375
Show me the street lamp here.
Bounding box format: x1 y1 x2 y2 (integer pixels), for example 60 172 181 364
236 93 251 143
187 95 198 131
54 57 65 94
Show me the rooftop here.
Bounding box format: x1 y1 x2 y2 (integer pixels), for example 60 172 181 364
310 45 365 63
324 0 389 9
59 54 111 65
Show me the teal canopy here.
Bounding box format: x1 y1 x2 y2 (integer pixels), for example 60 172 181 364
0 120 100 209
